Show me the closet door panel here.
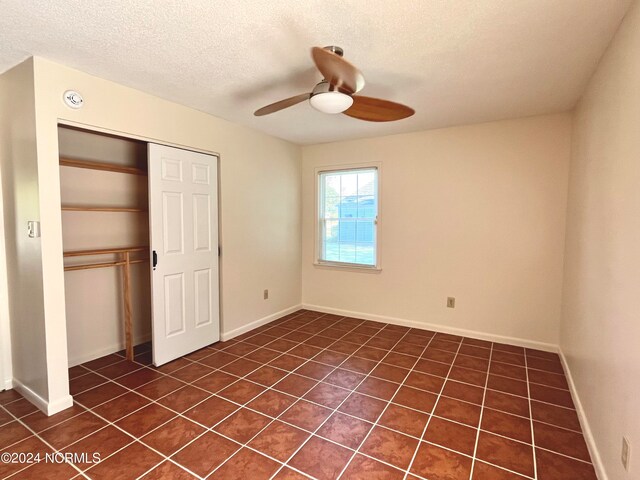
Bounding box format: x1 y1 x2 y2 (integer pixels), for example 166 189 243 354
148 144 219 366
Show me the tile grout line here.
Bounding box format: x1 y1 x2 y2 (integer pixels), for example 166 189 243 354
29 338 587 478
525 350 538 480
119 316 589 476
86 312 353 479
22 314 310 479
198 313 376 479
334 330 437 479
75 345 583 438
467 342 494 479
266 323 420 480
402 336 465 480
2 313 312 479
0 403 89 480
79 329 593 479
2 309 589 478
10 326 584 480
196 314 378 479
202 314 383 479
132 312 372 479
74 396 203 479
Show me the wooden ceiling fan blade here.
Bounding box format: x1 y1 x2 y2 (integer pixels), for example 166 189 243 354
311 47 365 94
343 95 415 122
254 93 311 116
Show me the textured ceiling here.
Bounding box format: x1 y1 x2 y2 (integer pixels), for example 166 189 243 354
0 0 632 144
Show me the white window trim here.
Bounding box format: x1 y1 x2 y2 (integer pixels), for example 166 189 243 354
313 162 382 272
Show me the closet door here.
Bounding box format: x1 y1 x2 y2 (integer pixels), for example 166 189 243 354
148 144 219 366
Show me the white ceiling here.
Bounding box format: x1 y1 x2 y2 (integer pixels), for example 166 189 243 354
0 0 632 145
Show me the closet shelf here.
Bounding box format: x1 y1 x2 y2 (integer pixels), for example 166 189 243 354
59 157 147 176
63 258 148 272
61 206 148 213
63 246 149 257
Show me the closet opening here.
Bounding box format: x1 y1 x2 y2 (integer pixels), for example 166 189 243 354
58 125 221 373
59 125 152 366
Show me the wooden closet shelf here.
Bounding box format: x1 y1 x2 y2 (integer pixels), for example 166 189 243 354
63 246 149 257
61 206 148 213
59 157 147 176
64 258 148 272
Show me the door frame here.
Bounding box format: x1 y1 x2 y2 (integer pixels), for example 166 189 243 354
56 119 223 364
0 165 13 390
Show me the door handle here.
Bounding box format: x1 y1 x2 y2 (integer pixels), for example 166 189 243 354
152 250 158 270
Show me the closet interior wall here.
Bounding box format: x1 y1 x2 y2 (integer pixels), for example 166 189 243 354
58 126 151 366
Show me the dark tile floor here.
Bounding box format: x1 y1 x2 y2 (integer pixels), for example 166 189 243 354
0 310 597 479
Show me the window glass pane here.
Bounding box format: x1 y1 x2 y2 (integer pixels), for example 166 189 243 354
338 220 356 242
355 243 375 265
324 196 339 218
325 175 341 196
319 168 377 267
340 174 358 196
356 219 374 242
357 195 375 218
357 172 375 195
340 197 357 218
324 219 340 262
339 243 356 263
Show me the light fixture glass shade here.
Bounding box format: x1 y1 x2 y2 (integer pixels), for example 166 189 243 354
309 91 354 114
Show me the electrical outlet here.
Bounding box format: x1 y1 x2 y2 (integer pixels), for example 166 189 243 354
622 436 631 471
263 289 269 300
447 297 455 308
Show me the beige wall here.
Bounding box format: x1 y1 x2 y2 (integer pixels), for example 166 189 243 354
302 114 571 348
0 59 50 403
0 57 302 413
560 1 640 478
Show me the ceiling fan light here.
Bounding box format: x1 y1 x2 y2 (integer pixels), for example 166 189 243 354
309 91 354 114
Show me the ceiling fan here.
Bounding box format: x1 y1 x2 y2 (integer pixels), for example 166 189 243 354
254 46 415 122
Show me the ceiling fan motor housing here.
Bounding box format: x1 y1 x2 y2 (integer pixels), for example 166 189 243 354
311 81 340 96
324 45 344 57
309 80 354 114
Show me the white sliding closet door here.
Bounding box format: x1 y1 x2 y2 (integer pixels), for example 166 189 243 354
148 144 219 366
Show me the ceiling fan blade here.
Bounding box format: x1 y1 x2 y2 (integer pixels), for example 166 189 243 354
343 95 415 122
311 47 365 94
254 93 311 116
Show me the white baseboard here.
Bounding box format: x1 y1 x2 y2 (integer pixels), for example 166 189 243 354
220 304 303 341
302 303 558 352
12 379 73 416
559 349 607 480
68 333 152 367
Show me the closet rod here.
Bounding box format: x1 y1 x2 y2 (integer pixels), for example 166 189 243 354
64 246 149 257
63 258 148 271
61 206 148 213
64 253 148 361
59 157 147 176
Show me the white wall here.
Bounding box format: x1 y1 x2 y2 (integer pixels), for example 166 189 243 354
0 56 302 413
0 59 51 405
560 1 640 478
302 114 571 348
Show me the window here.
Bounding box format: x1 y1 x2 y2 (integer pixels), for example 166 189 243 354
317 166 379 268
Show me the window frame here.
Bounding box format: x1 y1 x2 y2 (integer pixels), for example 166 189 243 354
314 162 382 272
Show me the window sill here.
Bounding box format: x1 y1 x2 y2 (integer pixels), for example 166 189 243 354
313 262 382 274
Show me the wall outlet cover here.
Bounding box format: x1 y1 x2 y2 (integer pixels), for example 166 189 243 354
27 220 41 238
